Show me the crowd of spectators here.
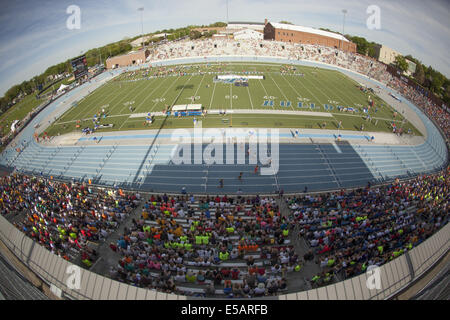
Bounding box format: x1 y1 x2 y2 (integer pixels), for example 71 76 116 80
146 39 390 84
0 166 448 296
387 76 450 139
288 166 449 287
109 194 299 297
0 173 140 266
0 38 448 298
146 38 448 140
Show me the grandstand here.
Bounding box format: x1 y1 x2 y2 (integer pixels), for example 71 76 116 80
0 33 448 302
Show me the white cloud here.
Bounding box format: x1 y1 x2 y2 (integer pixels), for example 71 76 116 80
0 0 449 96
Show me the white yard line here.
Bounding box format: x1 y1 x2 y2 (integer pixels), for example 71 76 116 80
108 79 150 115
269 74 289 103
68 82 121 122
290 74 324 107
60 83 110 121
131 76 171 113
208 82 217 110
169 76 195 107
192 73 206 100
230 83 233 110
288 73 342 123
332 73 369 105
117 77 165 114
118 75 186 130
305 70 354 108
117 117 133 131
257 78 274 110
247 86 254 110
57 113 131 125
149 75 187 112
277 75 301 111
285 73 338 122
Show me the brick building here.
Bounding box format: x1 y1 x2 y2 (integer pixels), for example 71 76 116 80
263 20 356 53
105 49 150 69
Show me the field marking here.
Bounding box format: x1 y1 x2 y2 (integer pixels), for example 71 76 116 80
324 71 394 122
268 74 292 110
132 76 172 113
118 74 193 131
55 113 131 125
319 71 396 123
279 74 304 108
117 76 180 130
298 71 351 126
104 79 150 116
247 86 254 110
107 78 152 115
116 78 164 115
192 73 206 102
335 73 375 107
168 73 198 107
289 75 325 109
305 70 357 109
62 82 120 122
208 82 217 110
230 83 233 110
287 72 345 125
53 90 92 123
344 74 403 120
49 64 411 136
70 83 122 120
273 75 298 111
257 78 274 110
339 73 401 121
149 75 187 112
293 72 332 107
67 76 140 124
329 73 366 106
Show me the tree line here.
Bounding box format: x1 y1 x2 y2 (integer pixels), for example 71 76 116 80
320 28 449 105
0 40 132 115
2 21 229 117
2 21 448 118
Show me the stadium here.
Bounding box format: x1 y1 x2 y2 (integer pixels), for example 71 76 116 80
0 3 448 305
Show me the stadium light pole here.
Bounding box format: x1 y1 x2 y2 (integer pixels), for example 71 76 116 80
341 9 347 51
226 0 229 24
138 7 144 49
97 48 102 66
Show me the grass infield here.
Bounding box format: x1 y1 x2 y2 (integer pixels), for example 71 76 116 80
43 62 421 136
0 94 45 136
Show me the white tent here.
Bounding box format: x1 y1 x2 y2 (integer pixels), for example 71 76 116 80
233 29 263 40
11 120 19 132
57 83 69 92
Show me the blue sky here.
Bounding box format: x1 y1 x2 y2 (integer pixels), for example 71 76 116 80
0 0 449 96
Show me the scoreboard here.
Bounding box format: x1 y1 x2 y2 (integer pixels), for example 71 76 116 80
71 55 88 80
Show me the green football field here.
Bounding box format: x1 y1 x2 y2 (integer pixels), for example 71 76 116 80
44 62 421 136
0 94 46 136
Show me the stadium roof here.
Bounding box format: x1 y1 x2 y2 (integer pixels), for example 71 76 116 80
131 34 170 47
269 22 349 42
228 21 265 25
